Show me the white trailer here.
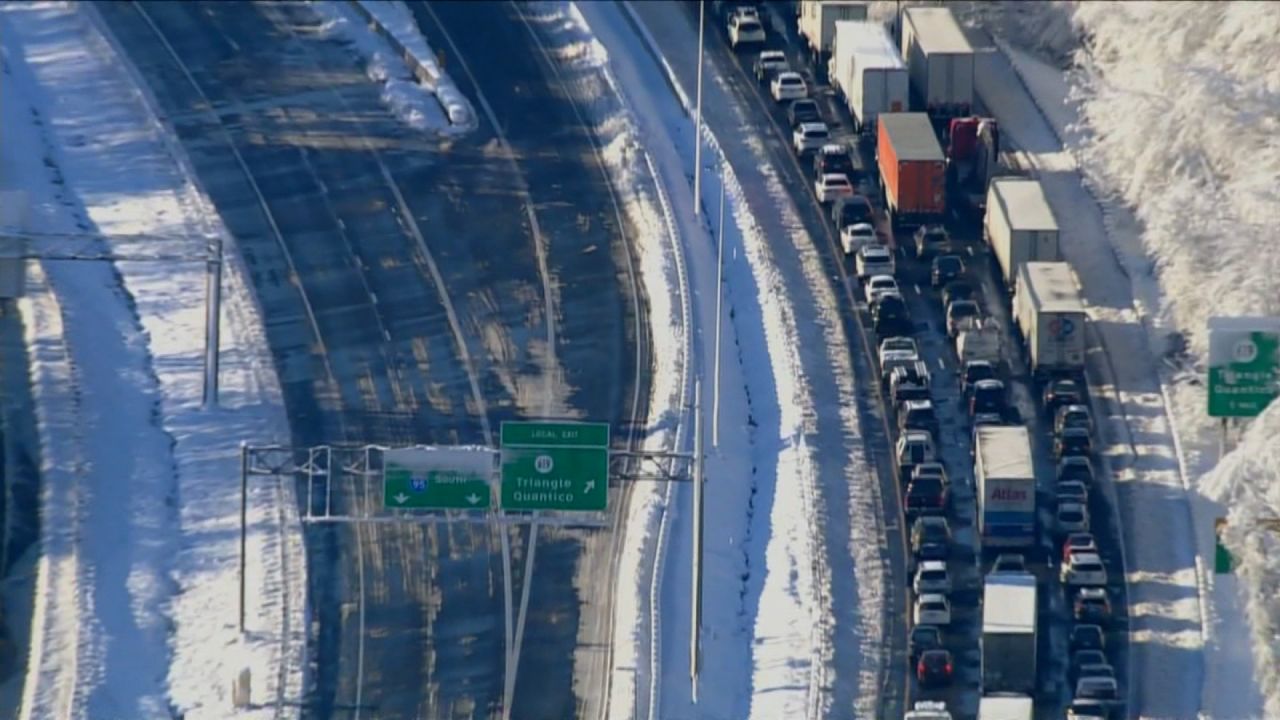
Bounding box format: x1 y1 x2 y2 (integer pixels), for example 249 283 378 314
829 21 908 133
978 693 1034 720
798 1 869 60
985 177 1060 291
901 6 974 118
982 575 1038 694
974 426 1035 549
1014 262 1087 379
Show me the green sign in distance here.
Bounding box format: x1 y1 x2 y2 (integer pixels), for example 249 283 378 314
382 447 492 510
1207 317 1280 418
500 421 610 511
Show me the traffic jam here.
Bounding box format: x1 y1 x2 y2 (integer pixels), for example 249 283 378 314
716 2 1129 719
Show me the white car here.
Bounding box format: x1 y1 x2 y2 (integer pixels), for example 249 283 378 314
855 244 895 280
878 336 918 366
864 274 899 305
1056 500 1091 535
913 593 951 626
792 122 829 154
771 71 807 102
841 222 876 255
729 16 766 49
1061 552 1108 587
814 173 854 203
904 701 953 720
754 49 788 82
913 560 951 596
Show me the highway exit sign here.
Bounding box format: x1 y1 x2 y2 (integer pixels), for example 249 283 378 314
1208 316 1280 418
382 447 493 510
500 421 610 511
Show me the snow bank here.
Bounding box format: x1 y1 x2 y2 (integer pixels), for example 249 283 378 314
865 1 1080 65
310 1 476 134
0 3 301 717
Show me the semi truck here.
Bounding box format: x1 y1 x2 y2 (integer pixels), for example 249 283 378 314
901 6 974 121
876 112 946 229
1013 262 1087 380
985 177 1060 291
797 1 868 68
829 21 908 134
981 574 1038 694
978 694 1033 720
974 425 1035 549
947 116 1000 218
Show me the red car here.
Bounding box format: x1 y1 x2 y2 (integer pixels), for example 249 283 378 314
1062 532 1099 564
916 648 954 688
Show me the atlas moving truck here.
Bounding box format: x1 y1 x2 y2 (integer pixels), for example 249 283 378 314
798 1 868 68
829 21 908 134
979 694 1034 720
1014 262 1087 380
985 177 1060 291
877 113 946 228
982 575 1037 695
974 425 1035 549
901 6 974 119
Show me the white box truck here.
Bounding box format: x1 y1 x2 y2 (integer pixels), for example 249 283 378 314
978 694 1033 720
901 7 974 118
985 177 1060 291
829 21 909 134
798 1 869 63
1014 262 1087 379
974 426 1035 549
982 575 1037 695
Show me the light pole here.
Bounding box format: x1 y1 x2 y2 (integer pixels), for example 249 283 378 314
693 0 706 216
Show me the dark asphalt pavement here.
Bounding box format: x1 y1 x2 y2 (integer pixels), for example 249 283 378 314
97 2 644 718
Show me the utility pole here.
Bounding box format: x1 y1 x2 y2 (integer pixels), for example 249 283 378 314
712 172 725 448
693 0 706 217
690 380 704 700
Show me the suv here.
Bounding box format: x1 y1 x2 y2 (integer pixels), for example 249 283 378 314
931 254 964 288
1056 500 1091 535
913 225 951 260
754 50 789 83
969 379 1007 419
1055 427 1093 459
833 194 874 229
898 399 939 437
990 553 1027 575
855 244 895 280
960 360 997 399
771 71 808 102
897 430 937 482
906 471 949 517
1074 587 1113 624
1043 378 1084 415
879 336 918 365
890 363 931 404
787 98 822 127
913 560 951 595
792 122 830 155
911 516 950 561
814 143 854 179
1055 403 1094 436
946 299 981 339
1061 552 1107 586
728 15 766 49
909 625 943 664
873 296 912 337
1058 456 1095 485
841 222 877 255
941 279 976 308
1062 532 1099 563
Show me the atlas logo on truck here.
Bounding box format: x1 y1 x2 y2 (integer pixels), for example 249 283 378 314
1048 315 1076 339
990 486 1028 502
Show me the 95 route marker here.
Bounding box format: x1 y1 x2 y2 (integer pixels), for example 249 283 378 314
382 446 493 510
500 421 610 511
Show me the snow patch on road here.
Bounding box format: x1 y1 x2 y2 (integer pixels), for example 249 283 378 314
0 3 301 718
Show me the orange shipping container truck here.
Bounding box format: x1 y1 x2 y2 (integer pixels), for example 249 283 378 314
877 112 946 229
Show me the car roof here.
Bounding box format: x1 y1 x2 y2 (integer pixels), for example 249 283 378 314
1061 456 1091 466
950 299 979 309
798 122 827 132
861 245 890 257
1058 502 1087 513
903 399 934 409
903 429 933 441
918 515 948 527
974 379 1004 389
919 560 946 571
777 71 803 80
820 143 848 153
759 49 784 58
1071 552 1103 565
848 222 874 231
1078 676 1118 689
918 593 948 603
1077 587 1107 598
822 173 851 182
1067 532 1096 544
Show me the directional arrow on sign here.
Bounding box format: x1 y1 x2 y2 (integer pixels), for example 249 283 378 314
584 480 596 494
394 493 409 505
466 493 482 505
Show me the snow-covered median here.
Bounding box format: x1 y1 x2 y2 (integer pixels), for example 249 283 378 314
0 3 300 718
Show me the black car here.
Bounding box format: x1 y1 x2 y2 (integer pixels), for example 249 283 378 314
969 378 1007 418
1043 377 1084 415
905 474 948 517
833 194 874 229
788 98 822 127
813 143 854 179
1070 649 1110 684
911 516 950 560
1069 624 1106 653
942 279 976 308
910 625 942 661
1055 427 1093 459
913 225 950 260
916 648 954 688
1073 587 1113 624
873 296 912 337
960 360 997 400
1057 456 1095 485
931 254 965 288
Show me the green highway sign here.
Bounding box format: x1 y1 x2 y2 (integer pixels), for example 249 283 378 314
500 421 610 511
1207 316 1280 418
382 447 493 510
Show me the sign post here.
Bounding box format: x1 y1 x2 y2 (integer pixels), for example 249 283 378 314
382 446 494 510
1207 316 1280 418
500 421 610 511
